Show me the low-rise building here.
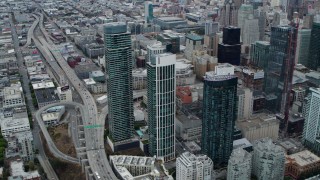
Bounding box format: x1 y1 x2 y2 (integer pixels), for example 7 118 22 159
57 86 72 102
89 70 105 83
6 130 34 161
236 113 279 142
110 155 173 179
132 69 147 90
176 112 202 141
34 88 60 108
285 150 320 179
2 86 25 109
176 59 195 86
41 108 65 126
176 151 213 180
8 160 40 180
1 117 30 137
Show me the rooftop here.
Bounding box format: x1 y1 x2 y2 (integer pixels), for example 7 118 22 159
111 155 155 167
287 150 320 167
32 81 55 90
236 113 278 131
34 88 60 104
1 117 30 130
186 33 203 41
157 16 185 22
9 160 40 179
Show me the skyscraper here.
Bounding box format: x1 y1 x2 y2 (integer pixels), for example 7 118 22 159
238 4 254 41
295 29 311 66
265 25 296 113
218 26 241 65
302 87 320 155
307 21 320 70
201 63 237 167
104 22 134 142
250 41 270 69
145 1 153 23
227 148 252 180
147 53 176 162
252 138 285 180
176 152 213 180
205 20 219 35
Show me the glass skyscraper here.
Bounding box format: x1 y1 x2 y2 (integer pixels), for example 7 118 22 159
265 25 296 113
218 27 241 65
104 22 134 142
201 64 238 168
147 53 176 162
307 22 320 70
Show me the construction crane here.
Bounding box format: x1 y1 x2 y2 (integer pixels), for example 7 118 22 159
283 14 299 137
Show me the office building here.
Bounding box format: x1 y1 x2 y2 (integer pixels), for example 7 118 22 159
285 150 320 179
237 88 253 120
184 33 204 62
250 41 270 69
204 33 219 56
104 23 134 142
307 21 320 70
56 86 72 102
153 17 187 30
265 25 296 112
145 1 153 23
219 0 239 27
218 27 241 65
201 63 238 167
236 113 279 142
205 21 219 35
252 138 286 180
302 87 320 155
146 42 166 63
238 4 254 42
227 148 252 180
242 16 259 45
295 29 311 66
147 53 176 162
176 152 213 180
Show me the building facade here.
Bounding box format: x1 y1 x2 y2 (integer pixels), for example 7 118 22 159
218 27 241 66
252 138 286 180
295 29 311 66
227 148 252 180
250 41 270 69
265 25 296 113
307 21 320 70
147 53 176 162
302 87 320 155
104 23 134 142
176 152 213 180
201 63 238 167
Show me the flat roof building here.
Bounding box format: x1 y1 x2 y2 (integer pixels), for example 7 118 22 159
285 150 320 179
1 117 30 137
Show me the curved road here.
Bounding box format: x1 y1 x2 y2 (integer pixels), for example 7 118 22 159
35 102 80 164
23 14 39 48
36 13 117 180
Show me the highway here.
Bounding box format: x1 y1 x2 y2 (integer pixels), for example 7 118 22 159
34 12 117 179
23 14 39 48
35 103 79 164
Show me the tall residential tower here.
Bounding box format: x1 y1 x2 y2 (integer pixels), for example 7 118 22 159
201 63 238 167
147 53 176 162
104 22 134 143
